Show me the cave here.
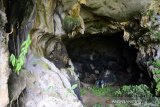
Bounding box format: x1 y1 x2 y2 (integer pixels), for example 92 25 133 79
1 0 160 106
63 32 151 88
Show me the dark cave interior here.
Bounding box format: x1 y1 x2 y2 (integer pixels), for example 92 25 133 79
63 32 152 88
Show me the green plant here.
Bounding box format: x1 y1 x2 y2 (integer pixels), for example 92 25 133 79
92 103 102 107
90 86 113 97
149 29 160 40
114 84 152 99
63 15 81 37
143 7 160 95
152 60 160 94
114 104 131 107
114 85 160 106
65 84 78 96
152 60 160 67
10 34 31 74
71 84 78 90
146 10 160 40
80 88 87 96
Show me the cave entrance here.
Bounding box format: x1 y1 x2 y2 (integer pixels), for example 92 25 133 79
63 32 151 87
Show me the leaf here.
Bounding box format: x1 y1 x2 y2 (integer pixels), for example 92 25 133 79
26 42 31 48
21 41 27 48
71 84 78 90
27 40 31 46
27 39 31 45
21 34 30 48
18 57 24 65
21 47 27 53
21 48 28 55
19 52 25 58
10 54 15 62
15 63 22 74
10 54 16 67
12 59 16 67
153 70 160 74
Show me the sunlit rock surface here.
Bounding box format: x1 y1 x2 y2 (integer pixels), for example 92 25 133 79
0 4 10 107
17 53 83 107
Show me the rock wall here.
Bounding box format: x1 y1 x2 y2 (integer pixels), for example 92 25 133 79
62 0 151 34
7 0 83 107
18 53 82 107
123 0 160 95
0 1 10 106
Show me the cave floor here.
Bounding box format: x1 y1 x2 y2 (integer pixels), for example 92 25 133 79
80 84 127 107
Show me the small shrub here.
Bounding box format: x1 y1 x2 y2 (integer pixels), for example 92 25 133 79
152 60 160 94
114 85 160 106
114 84 152 99
146 10 160 40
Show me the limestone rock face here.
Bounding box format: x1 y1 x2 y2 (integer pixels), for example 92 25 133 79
63 0 151 21
0 5 10 107
123 0 160 95
7 0 83 106
62 0 151 34
85 0 151 21
18 53 83 107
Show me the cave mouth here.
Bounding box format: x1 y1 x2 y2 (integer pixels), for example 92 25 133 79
63 32 151 87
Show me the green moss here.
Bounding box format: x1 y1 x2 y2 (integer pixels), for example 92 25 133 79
63 15 80 33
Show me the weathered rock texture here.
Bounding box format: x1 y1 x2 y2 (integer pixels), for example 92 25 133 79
0 1 10 107
63 0 151 21
62 0 151 34
123 0 160 95
5 0 160 107
8 0 83 107
18 53 82 107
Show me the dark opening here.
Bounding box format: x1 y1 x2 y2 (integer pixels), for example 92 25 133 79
63 32 151 87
